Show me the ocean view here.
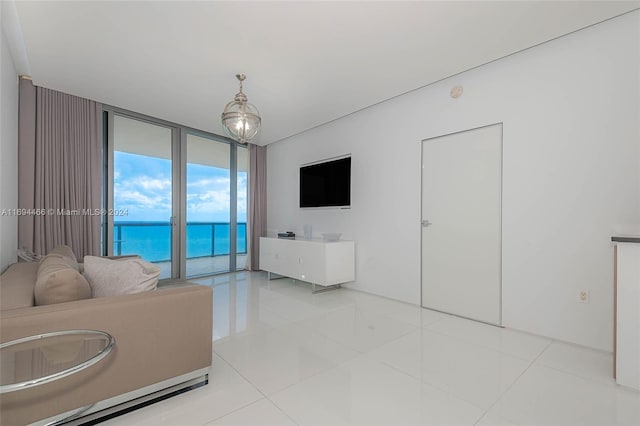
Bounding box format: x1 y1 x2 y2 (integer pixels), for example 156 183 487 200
114 222 247 262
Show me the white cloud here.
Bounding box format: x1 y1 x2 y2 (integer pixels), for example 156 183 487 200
187 177 230 188
116 189 170 210
115 162 247 222
114 175 172 219
138 177 171 191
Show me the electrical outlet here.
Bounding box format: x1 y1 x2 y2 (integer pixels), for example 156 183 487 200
579 290 590 304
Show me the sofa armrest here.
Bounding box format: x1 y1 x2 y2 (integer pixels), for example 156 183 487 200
0 284 213 425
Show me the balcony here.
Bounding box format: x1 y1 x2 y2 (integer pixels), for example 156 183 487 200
113 221 247 278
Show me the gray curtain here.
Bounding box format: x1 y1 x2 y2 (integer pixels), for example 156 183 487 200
18 79 102 258
248 143 267 271
18 78 36 254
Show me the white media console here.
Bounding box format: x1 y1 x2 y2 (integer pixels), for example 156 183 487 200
259 237 355 293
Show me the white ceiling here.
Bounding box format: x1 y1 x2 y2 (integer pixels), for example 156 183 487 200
6 1 640 145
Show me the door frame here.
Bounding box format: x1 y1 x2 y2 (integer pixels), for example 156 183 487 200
104 105 243 280
419 122 504 326
180 128 239 277
105 108 182 279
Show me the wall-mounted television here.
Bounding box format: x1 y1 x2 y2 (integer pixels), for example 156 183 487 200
300 156 351 208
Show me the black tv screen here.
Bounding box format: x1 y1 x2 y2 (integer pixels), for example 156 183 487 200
300 157 351 208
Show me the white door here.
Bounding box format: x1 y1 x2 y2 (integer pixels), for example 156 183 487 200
421 124 502 325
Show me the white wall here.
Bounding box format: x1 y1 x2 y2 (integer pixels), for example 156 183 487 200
267 11 640 351
0 23 19 272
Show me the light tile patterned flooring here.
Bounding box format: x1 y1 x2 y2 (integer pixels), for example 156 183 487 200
104 272 640 425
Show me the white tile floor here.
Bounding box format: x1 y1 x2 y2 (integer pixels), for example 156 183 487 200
103 271 640 426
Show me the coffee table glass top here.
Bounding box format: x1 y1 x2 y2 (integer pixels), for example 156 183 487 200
0 329 114 393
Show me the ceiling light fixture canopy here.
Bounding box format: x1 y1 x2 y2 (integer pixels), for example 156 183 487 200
221 73 261 144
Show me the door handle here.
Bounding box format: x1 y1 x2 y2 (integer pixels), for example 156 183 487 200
422 220 432 227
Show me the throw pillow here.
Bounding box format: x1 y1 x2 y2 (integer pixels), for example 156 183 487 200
34 253 92 306
47 245 79 268
83 256 160 298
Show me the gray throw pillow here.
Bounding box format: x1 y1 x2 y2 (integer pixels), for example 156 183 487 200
83 256 160 298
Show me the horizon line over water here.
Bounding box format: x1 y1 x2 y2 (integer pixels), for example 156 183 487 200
113 221 247 262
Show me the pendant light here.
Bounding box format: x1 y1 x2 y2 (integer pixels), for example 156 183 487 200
221 73 261 144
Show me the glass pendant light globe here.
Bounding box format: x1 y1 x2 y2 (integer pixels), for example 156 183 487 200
221 74 261 144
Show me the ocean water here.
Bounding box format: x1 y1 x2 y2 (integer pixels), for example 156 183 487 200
114 222 247 262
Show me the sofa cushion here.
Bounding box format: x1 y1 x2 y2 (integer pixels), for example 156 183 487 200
34 253 92 306
83 256 160 298
0 262 39 310
47 245 79 268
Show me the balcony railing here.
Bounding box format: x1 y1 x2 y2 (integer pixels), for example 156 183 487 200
113 221 247 263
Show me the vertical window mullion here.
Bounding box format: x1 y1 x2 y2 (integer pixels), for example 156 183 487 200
105 111 115 256
230 143 237 271
179 128 187 278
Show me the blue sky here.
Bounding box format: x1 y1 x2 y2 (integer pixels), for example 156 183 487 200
114 152 247 223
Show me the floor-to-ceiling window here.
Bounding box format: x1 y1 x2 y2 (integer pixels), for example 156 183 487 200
105 108 246 279
185 132 231 276
110 114 177 279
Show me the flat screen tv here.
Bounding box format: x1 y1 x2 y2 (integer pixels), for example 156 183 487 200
300 156 351 208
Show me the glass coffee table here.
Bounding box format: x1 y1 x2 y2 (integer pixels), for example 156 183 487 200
0 329 115 394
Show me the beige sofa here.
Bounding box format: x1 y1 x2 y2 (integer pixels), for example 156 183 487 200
0 260 213 425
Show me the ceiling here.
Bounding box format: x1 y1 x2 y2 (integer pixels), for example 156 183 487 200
5 1 639 145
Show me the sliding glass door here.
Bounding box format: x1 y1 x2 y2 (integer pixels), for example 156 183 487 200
185 133 230 276
110 114 178 279
105 109 246 280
